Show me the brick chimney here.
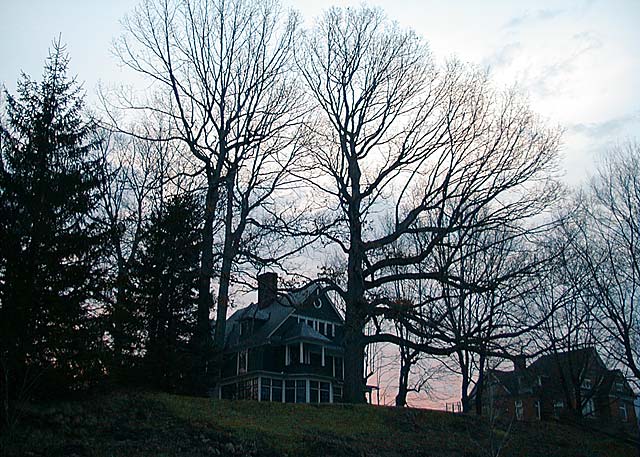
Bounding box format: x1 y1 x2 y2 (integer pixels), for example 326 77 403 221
513 355 527 373
257 272 278 309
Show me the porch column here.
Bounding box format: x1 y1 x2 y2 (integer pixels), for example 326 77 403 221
321 346 325 367
300 341 304 363
285 344 290 366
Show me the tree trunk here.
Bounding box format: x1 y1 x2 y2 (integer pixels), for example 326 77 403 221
212 173 237 383
395 352 411 407
475 353 486 415
457 350 472 413
342 146 368 404
111 265 128 365
193 172 220 395
343 319 366 403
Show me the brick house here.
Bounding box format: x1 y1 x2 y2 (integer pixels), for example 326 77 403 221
473 348 637 431
217 273 345 403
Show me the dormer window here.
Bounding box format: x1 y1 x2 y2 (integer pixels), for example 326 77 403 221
237 349 248 374
515 400 523 420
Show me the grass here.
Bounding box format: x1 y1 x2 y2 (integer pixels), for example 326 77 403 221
1 390 636 457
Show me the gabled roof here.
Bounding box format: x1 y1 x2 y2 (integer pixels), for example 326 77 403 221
235 306 270 321
528 347 604 377
280 321 331 344
222 282 343 351
281 283 344 323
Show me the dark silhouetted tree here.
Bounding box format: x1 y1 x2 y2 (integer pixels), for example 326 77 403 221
131 192 202 391
0 41 105 426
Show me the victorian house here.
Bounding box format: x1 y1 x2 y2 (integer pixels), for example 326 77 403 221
217 273 345 403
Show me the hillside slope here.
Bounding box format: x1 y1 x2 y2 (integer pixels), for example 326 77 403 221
1 391 636 457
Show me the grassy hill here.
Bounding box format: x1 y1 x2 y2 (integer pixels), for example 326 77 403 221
1 391 636 457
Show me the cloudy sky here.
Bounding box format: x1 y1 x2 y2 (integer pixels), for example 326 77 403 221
1 0 639 407
1 0 639 187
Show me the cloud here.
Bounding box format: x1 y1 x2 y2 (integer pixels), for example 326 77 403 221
481 42 522 69
572 31 603 53
526 31 603 97
569 112 640 138
503 8 565 29
503 1 596 30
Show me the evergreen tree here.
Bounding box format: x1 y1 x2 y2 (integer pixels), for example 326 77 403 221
131 193 202 391
0 42 105 414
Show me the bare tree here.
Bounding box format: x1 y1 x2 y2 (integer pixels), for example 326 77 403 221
570 142 640 385
298 6 561 403
392 318 439 407
113 0 304 390
97 119 187 365
531 210 608 418
412 215 551 414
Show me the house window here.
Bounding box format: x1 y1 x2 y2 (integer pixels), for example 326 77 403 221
237 349 248 374
553 400 564 418
237 378 258 400
582 398 595 417
296 379 307 403
320 382 330 403
272 379 283 402
619 403 628 422
582 378 592 390
285 380 295 403
333 385 343 403
260 377 283 402
319 322 326 335
310 381 319 403
328 324 334 337
306 380 332 403
515 400 523 420
615 382 624 393
535 401 541 420
261 377 271 401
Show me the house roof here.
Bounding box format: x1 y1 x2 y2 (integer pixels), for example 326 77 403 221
482 348 637 400
280 321 332 344
527 347 604 377
490 370 519 395
221 282 343 351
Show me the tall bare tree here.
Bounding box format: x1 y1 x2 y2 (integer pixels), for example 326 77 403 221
299 6 561 402
571 142 640 385
113 0 304 390
530 209 607 418
97 121 184 366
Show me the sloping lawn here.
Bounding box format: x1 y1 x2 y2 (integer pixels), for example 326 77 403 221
1 391 636 457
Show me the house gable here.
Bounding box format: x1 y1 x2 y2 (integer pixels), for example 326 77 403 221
218 275 346 404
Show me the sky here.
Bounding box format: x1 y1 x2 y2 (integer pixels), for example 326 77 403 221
1 0 639 186
1 0 639 408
